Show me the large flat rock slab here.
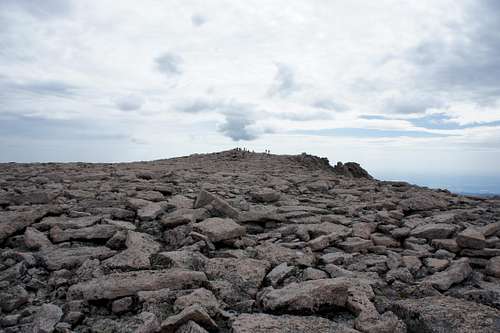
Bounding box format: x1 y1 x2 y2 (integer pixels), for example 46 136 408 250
0 208 49 242
204 257 270 296
259 278 350 313
38 246 117 270
67 269 207 300
392 296 500 333
231 313 359 333
193 217 245 242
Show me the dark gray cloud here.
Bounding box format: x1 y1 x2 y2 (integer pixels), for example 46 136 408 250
176 99 260 141
0 0 71 19
383 94 442 114
191 14 207 27
115 95 144 111
218 113 257 141
403 1 500 104
268 63 299 97
155 52 182 76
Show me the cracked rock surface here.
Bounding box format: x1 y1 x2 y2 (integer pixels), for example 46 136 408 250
1 149 500 332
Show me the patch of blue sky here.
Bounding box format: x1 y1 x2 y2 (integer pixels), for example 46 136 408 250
291 127 451 138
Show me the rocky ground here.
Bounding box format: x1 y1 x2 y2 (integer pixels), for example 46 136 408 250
1 149 500 333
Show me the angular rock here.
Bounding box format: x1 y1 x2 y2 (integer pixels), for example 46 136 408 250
320 252 354 265
0 208 49 242
255 243 315 266
333 161 373 179
480 222 500 237
400 194 448 213
35 215 101 231
456 228 486 249
194 190 239 218
423 258 472 291
24 227 52 250
112 296 133 313
302 267 329 280
324 264 355 278
103 231 161 269
205 257 270 296
67 269 207 300
193 218 245 242
266 263 294 287
132 312 161 333
402 256 422 274
423 258 449 273
339 237 373 253
154 250 208 270
353 222 376 239
259 278 350 313
174 288 219 317
460 248 500 258
250 188 281 203
160 304 217 333
0 285 29 312
237 207 286 223
486 256 500 278
32 303 63 333
49 224 118 243
138 201 167 221
431 238 460 253
307 235 332 251
38 246 116 270
176 321 209 333
354 311 406 333
371 233 400 247
410 223 456 240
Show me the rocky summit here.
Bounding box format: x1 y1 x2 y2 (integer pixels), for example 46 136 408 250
0 149 500 333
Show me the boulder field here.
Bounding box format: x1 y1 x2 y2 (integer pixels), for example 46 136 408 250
0 149 499 332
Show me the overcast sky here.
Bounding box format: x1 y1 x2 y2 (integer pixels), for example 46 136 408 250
1 0 499 191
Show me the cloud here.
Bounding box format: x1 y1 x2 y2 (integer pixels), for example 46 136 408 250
402 1 500 104
176 99 220 114
0 0 71 19
155 52 182 76
218 112 258 141
0 114 128 141
383 94 442 114
268 63 300 97
115 95 144 111
276 110 333 121
312 99 348 111
191 14 207 27
1 79 77 97
360 115 389 120
176 99 261 141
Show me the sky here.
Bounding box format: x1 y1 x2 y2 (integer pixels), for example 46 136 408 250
1 0 500 193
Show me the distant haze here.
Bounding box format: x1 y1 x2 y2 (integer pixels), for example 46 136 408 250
1 1 499 194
